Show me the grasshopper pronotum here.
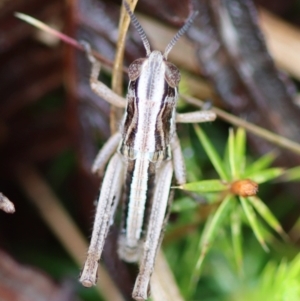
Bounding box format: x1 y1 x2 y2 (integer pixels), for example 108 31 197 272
80 2 216 300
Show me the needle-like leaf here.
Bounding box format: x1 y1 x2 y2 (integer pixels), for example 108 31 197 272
240 197 269 252
230 203 243 272
191 195 232 288
247 168 284 184
228 128 237 179
281 166 300 182
180 179 228 192
235 127 246 175
244 151 277 175
194 124 229 181
248 196 289 241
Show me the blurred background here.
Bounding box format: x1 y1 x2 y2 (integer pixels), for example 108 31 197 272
0 0 300 300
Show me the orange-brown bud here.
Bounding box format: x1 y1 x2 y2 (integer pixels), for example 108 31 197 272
230 179 258 197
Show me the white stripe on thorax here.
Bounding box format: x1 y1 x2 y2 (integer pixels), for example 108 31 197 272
133 52 166 153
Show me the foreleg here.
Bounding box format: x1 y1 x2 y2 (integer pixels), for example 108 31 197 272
176 110 216 123
132 161 173 301
80 153 124 287
174 108 216 184
81 41 126 108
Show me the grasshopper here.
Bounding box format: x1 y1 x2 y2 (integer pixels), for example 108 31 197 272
80 2 216 300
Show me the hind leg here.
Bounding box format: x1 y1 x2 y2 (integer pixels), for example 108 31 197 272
80 153 124 287
132 161 173 300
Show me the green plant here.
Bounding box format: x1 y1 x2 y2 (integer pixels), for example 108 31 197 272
229 252 300 301
174 126 287 295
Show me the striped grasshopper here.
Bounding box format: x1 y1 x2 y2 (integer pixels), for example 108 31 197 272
80 3 216 300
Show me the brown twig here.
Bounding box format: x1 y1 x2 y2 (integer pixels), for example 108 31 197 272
14 12 128 73
182 95 300 156
110 0 139 133
112 0 138 94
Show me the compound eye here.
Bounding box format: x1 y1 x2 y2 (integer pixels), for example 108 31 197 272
164 61 181 88
128 58 146 81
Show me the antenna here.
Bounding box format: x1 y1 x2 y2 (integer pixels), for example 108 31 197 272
124 1 151 56
163 11 198 60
